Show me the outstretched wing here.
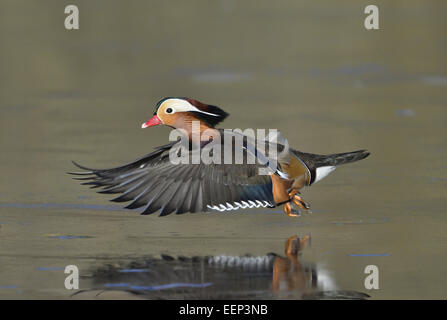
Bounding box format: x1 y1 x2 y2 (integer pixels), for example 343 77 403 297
69 142 276 216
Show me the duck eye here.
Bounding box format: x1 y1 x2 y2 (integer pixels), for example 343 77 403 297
166 108 173 114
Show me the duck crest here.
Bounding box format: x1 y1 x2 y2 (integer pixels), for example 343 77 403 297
156 97 229 128
187 98 229 128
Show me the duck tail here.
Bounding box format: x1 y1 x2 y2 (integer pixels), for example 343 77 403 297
316 150 370 167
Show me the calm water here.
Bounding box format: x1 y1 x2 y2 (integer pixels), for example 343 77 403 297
0 0 446 299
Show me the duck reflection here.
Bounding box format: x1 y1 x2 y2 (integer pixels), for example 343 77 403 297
272 235 316 297
77 234 368 299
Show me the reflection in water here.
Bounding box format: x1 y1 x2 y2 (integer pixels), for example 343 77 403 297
272 235 317 298
76 235 369 300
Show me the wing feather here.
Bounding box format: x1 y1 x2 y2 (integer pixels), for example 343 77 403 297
70 138 276 215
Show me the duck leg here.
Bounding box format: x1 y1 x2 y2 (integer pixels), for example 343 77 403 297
292 194 311 213
282 190 311 217
284 201 300 217
270 174 311 217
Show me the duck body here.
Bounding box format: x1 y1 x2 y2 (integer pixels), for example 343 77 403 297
70 97 369 217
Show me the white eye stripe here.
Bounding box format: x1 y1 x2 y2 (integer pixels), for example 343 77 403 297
192 108 220 117
163 99 220 117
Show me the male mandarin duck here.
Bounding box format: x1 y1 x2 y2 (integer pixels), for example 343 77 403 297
70 97 370 217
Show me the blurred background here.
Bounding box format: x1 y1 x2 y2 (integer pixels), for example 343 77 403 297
0 0 446 299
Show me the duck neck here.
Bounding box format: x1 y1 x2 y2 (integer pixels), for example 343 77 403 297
174 118 219 144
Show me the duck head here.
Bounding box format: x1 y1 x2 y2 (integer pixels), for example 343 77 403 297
142 97 229 132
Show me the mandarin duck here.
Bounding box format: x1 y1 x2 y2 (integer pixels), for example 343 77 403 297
70 97 370 217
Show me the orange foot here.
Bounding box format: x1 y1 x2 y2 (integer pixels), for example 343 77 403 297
284 202 299 217
292 194 311 213
283 191 312 217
